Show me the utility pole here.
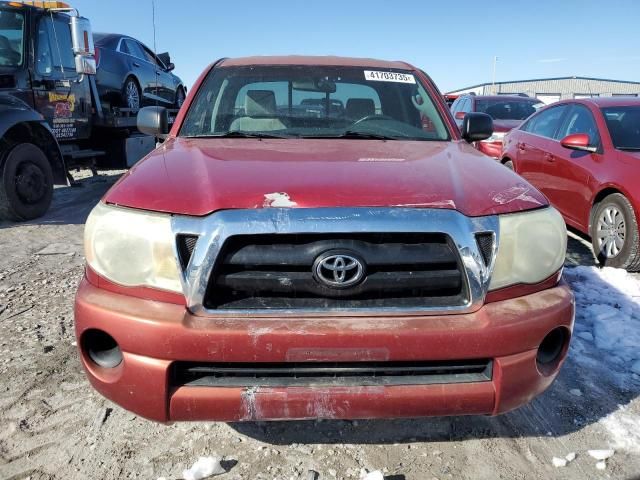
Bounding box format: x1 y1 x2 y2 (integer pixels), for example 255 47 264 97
492 56 498 94
152 0 158 102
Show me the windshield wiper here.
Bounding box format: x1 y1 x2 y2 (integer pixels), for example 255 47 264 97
309 131 398 140
194 131 294 139
617 146 640 151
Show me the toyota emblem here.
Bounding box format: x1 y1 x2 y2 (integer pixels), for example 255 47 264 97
313 252 366 289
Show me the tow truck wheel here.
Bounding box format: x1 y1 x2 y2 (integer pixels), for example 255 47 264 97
0 143 53 221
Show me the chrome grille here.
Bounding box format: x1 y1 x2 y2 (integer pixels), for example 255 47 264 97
171 207 499 316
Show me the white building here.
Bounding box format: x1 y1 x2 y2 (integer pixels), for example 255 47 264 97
447 76 640 104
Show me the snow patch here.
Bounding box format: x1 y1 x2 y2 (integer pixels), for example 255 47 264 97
564 266 640 366
263 192 298 208
588 449 615 460
182 456 225 480
552 457 567 467
599 405 640 453
360 470 384 480
563 266 640 454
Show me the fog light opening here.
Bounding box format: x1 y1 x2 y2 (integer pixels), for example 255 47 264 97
536 327 569 375
83 329 123 369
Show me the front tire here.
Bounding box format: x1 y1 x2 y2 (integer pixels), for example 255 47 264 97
0 143 54 221
590 193 640 271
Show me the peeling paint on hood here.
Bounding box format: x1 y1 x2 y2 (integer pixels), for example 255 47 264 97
491 184 544 207
263 192 298 208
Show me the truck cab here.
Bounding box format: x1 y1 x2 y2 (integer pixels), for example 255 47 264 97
0 1 154 221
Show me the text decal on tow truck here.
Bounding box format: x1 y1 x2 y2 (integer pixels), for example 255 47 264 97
364 70 416 84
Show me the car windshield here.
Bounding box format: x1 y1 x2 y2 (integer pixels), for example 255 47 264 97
0 9 24 68
475 98 543 120
180 65 450 141
602 105 640 151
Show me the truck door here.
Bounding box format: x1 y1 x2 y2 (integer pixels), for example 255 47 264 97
31 13 91 141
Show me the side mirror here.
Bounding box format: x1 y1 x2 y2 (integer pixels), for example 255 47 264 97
461 112 493 142
75 55 96 75
137 106 169 138
560 133 597 153
166 62 175 72
70 16 96 75
454 111 466 120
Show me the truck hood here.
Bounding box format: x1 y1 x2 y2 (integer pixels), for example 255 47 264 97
104 137 547 217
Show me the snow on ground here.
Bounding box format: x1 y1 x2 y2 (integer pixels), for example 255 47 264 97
599 404 640 454
563 266 640 454
564 266 640 372
182 455 225 480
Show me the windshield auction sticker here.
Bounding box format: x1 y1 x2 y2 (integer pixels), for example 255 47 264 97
364 70 416 83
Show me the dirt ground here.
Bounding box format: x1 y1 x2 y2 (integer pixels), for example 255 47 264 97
0 171 639 480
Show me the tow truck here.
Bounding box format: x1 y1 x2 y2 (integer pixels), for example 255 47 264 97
0 1 157 221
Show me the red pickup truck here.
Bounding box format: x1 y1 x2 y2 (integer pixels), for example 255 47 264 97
75 56 574 422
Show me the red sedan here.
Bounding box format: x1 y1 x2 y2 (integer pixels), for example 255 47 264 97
502 97 640 271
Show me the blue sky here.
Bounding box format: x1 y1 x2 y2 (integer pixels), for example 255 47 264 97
73 0 640 92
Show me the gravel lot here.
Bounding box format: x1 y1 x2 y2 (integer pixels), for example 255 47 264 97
0 170 639 480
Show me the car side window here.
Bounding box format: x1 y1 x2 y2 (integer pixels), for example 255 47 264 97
452 97 465 114
458 98 472 114
521 105 567 139
123 39 146 61
556 104 601 146
36 16 76 76
118 38 129 54
141 45 161 67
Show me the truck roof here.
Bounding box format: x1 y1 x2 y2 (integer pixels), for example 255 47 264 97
0 1 73 10
219 55 414 70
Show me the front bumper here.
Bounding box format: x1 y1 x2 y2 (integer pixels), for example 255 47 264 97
74 277 574 422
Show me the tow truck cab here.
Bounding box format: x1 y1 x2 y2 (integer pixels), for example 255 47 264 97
0 1 154 221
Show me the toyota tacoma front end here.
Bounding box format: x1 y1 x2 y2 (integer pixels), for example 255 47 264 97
75 56 574 422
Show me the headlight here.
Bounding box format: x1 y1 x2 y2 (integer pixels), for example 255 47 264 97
481 132 506 143
490 207 566 290
84 202 182 293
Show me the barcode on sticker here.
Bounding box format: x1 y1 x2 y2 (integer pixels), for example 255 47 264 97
364 70 416 84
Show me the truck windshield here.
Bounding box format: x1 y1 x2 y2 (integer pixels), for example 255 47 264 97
180 65 450 141
602 105 640 151
0 9 24 68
